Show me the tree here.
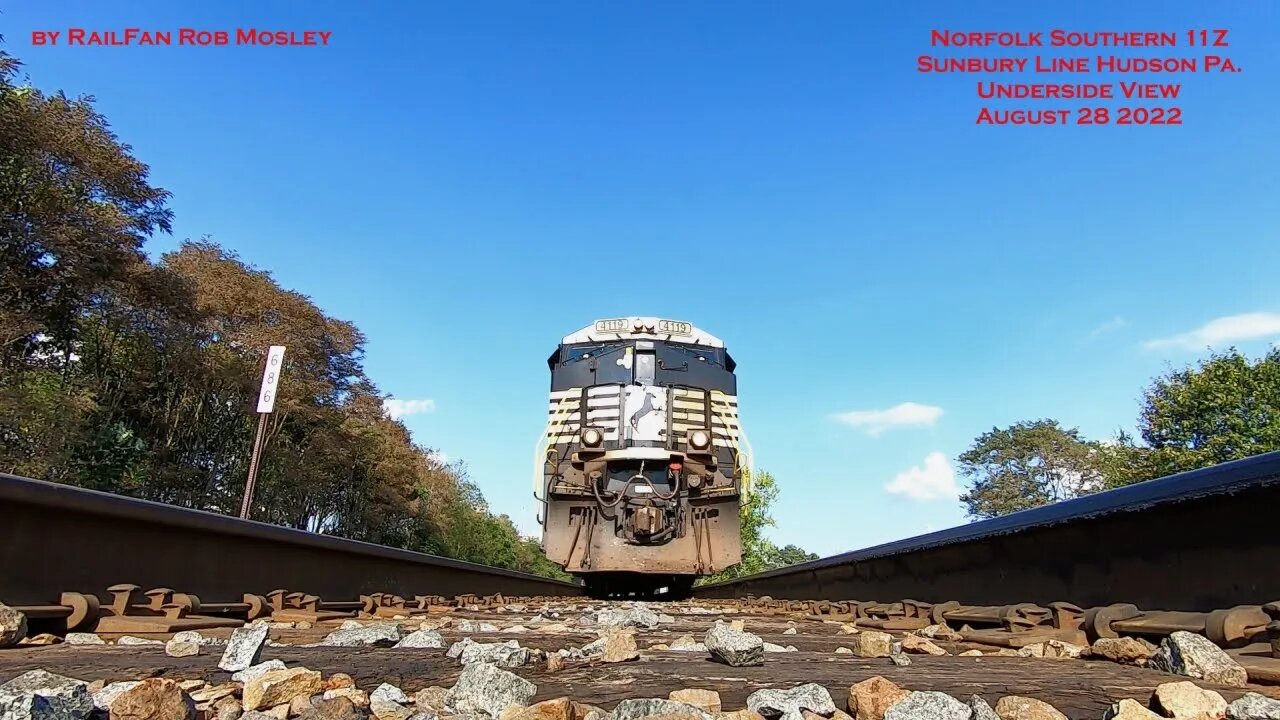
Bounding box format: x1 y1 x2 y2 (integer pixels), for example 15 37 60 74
957 419 1108 519
699 469 819 584
0 48 570 580
0 49 173 479
0 51 171 371
1137 348 1280 477
766 544 819 568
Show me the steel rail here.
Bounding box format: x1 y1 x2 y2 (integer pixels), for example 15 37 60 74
0 473 581 607
694 451 1280 611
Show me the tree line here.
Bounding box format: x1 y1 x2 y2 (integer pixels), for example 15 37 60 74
0 50 569 580
958 348 1280 518
0 48 822 582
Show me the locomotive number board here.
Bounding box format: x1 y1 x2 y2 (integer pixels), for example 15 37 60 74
594 318 694 336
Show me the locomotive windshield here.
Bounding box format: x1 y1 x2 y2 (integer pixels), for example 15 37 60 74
549 340 735 393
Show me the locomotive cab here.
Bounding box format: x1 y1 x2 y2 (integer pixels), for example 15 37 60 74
535 317 748 598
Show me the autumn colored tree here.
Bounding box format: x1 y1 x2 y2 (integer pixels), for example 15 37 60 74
0 48 566 579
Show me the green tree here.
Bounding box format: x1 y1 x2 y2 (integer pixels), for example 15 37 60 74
699 469 818 584
1137 348 1280 477
766 543 819 568
957 419 1108 519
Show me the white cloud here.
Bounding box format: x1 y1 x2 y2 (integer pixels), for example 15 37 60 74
832 402 944 436
1145 312 1280 350
1089 315 1127 337
383 398 437 419
884 452 959 501
425 450 450 466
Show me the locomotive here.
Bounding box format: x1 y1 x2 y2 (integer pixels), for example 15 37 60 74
534 317 749 598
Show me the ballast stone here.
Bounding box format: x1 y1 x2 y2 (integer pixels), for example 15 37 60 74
499 697 573 720
900 635 947 656
992 696 1068 720
393 629 445 649
242 669 322 713
595 630 639 663
919 624 963 642
1092 637 1155 664
1148 631 1249 687
298 697 363 720
966 695 1000 720
64 634 105 646
321 623 404 648
595 607 662 630
210 697 242 720
108 678 195 720
1152 681 1227 719
233 661 288 685
92 683 141 712
608 699 709 720
1228 692 1280 720
847 630 893 658
667 635 706 652
746 684 835 720
1103 699 1162 720
219 624 270 672
888 646 912 667
668 690 721 714
847 677 909 720
444 663 536 718
369 684 413 720
0 604 28 648
447 639 530 667
116 637 162 646
165 639 200 658
172 631 221 646
0 669 93 720
883 691 971 720
705 621 763 667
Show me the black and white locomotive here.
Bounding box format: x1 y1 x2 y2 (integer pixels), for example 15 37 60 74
535 317 748 597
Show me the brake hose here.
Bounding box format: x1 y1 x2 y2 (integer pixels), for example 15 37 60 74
591 460 680 507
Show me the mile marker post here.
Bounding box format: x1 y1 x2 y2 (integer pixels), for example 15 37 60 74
241 345 287 519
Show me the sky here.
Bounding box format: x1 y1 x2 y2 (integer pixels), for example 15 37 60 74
5 1 1279 557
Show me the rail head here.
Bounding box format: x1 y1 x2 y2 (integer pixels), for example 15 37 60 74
698 449 1280 590
0 472 582 589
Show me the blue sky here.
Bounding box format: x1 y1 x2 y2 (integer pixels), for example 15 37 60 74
6 1 1278 557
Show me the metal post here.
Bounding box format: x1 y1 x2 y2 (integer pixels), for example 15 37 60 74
240 345 287 520
240 412 269 519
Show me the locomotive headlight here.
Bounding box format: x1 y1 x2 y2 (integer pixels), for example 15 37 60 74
581 428 603 447
688 430 711 450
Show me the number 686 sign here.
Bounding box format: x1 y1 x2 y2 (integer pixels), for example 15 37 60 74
256 346 287 413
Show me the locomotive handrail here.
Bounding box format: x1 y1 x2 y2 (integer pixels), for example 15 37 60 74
533 399 577 524
710 390 753 493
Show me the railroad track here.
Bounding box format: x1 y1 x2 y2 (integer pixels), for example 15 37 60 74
686 450 1280 682
695 450 1280 611
5 456 1280 719
5 454 1280 652
0 472 581 636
